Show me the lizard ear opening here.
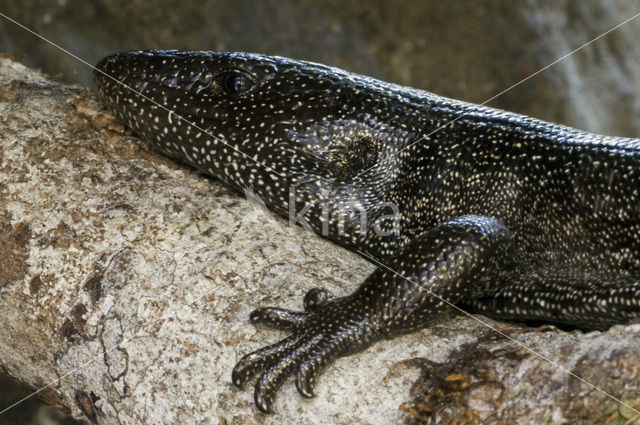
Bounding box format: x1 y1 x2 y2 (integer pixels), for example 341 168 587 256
351 136 378 171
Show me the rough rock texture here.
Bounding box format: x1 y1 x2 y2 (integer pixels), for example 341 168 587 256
401 327 640 424
2 53 640 425
1 54 640 425
0 57 451 424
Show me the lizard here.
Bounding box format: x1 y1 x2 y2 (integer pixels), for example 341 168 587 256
93 49 640 413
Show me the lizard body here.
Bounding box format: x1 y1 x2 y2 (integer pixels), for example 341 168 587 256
94 50 640 413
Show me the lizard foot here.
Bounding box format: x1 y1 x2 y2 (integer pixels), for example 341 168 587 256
232 288 377 413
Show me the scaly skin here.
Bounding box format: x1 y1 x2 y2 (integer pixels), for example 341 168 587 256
94 50 640 413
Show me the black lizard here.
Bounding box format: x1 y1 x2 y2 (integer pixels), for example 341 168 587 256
94 50 640 413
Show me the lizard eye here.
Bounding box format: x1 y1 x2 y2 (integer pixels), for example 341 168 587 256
218 71 253 95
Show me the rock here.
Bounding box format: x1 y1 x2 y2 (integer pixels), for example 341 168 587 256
1 50 639 425
0 56 439 424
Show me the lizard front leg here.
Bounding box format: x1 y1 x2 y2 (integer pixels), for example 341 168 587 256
232 215 517 413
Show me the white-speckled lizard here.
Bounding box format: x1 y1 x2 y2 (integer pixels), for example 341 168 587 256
94 50 640 413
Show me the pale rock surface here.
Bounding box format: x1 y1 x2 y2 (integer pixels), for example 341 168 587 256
0 58 639 425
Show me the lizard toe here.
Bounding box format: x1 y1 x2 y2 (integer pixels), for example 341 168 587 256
232 334 300 387
250 307 307 330
254 334 323 413
303 287 336 311
295 343 339 398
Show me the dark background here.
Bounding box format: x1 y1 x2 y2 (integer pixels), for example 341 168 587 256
1 1 639 423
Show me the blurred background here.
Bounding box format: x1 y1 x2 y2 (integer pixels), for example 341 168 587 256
0 1 639 423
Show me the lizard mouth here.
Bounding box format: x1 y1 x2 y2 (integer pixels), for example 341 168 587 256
94 50 247 122
95 51 186 111
94 50 153 92
94 51 154 117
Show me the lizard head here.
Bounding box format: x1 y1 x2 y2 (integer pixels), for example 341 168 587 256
95 50 420 241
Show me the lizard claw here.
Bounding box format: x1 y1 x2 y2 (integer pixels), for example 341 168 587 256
253 334 323 413
295 345 336 398
232 335 300 388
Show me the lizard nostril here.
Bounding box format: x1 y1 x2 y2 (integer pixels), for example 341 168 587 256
95 54 120 76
